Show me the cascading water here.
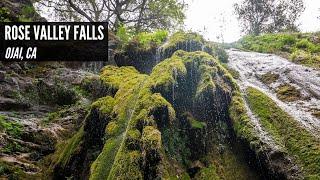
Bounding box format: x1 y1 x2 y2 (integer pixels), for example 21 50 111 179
227 49 320 138
172 67 178 105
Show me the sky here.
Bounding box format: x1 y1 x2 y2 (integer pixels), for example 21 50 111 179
184 0 320 43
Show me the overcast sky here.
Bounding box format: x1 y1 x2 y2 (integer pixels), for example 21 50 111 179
184 0 320 42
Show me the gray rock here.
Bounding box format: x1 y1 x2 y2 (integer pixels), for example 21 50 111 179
0 96 30 110
0 71 5 82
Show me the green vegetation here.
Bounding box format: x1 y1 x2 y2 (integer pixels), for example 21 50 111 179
116 26 168 50
0 7 11 22
0 115 22 138
186 115 206 129
0 161 39 179
78 50 234 179
18 5 35 22
161 31 229 63
89 64 176 179
195 165 220 180
276 84 301 102
91 96 115 115
52 127 84 167
150 50 234 98
221 64 240 79
235 32 320 68
163 31 204 50
90 137 121 180
229 90 260 147
259 72 279 85
246 87 320 178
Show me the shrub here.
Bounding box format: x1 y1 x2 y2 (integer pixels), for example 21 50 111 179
116 25 168 50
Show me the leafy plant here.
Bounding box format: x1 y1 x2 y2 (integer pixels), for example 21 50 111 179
0 115 23 138
116 25 168 50
0 7 11 22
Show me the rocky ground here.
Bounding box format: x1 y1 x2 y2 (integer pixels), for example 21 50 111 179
0 62 100 178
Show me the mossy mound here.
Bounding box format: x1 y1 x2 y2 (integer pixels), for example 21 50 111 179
50 48 313 179
246 87 320 178
276 84 302 102
162 32 228 63
259 72 279 85
50 50 259 179
114 31 229 74
228 85 303 179
234 32 320 68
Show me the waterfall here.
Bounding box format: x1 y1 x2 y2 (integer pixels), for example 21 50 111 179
172 67 178 105
155 47 161 64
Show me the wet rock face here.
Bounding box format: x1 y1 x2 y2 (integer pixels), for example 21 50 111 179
51 50 246 179
114 47 158 74
0 64 93 178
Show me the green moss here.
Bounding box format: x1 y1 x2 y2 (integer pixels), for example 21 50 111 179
162 31 228 63
235 32 320 68
150 50 233 99
0 7 11 22
126 129 141 150
0 161 41 179
246 87 320 177
276 84 301 102
0 115 22 138
90 137 121 180
88 50 234 179
195 165 220 180
186 115 206 129
222 64 240 79
163 31 204 50
53 127 84 167
105 121 120 136
107 150 143 179
142 126 162 149
259 72 279 85
91 96 115 115
89 64 176 179
228 91 259 145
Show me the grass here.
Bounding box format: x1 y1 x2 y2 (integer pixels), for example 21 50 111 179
221 64 240 79
246 87 320 178
52 127 84 167
116 25 168 50
276 84 301 102
0 115 23 138
186 115 206 129
235 32 320 68
259 72 279 85
195 165 220 180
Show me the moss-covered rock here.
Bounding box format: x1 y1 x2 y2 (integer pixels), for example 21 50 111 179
114 31 228 74
51 50 239 179
259 72 279 85
228 84 303 179
246 87 320 178
276 84 301 102
234 32 320 68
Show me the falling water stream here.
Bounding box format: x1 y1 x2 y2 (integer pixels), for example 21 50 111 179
227 49 320 138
